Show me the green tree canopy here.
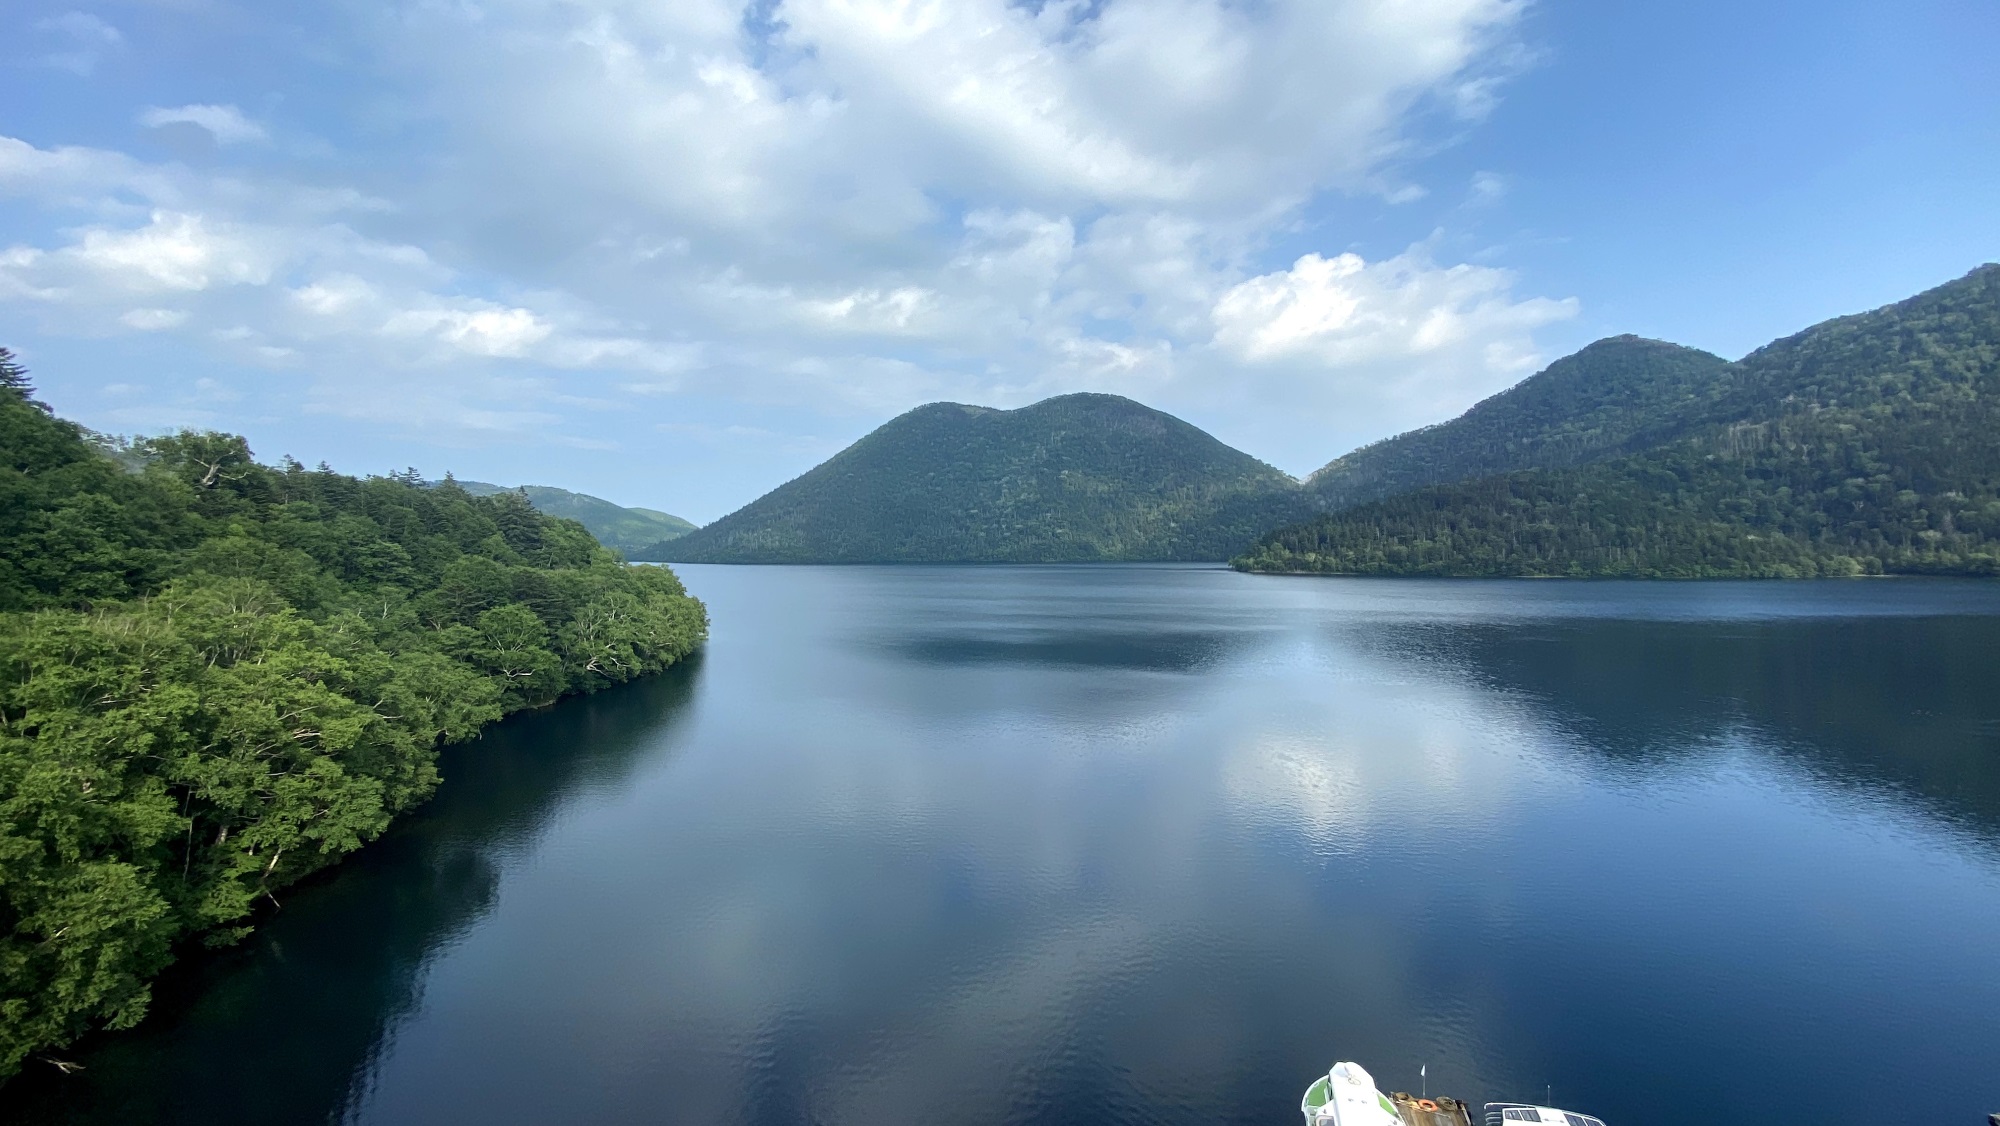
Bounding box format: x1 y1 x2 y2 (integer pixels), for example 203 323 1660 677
0 374 705 1079
1238 265 2000 578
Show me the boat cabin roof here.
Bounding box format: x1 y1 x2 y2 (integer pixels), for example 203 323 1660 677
1485 1103 1605 1126
1305 1062 1404 1126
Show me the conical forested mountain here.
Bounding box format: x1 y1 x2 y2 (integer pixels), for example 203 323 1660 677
1238 264 2000 577
652 393 1313 563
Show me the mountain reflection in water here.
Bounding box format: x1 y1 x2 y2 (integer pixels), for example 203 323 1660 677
1374 615 2000 836
9 567 1999 1126
892 629 1249 672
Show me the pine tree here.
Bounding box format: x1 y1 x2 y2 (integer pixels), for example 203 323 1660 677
0 346 40 407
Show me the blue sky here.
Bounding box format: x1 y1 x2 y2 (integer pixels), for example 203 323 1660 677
3 0 1995 522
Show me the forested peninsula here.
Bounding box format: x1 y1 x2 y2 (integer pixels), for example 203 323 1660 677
452 481 696 557
1236 264 2000 577
0 351 706 1079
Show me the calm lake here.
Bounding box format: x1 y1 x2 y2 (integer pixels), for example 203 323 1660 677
10 566 2000 1125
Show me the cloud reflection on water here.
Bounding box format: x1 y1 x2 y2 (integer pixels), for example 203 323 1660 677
17 569 2000 1126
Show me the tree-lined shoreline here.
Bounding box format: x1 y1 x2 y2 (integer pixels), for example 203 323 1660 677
0 352 706 1079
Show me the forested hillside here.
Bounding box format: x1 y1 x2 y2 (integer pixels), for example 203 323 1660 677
0 351 706 1079
1237 265 2000 577
656 393 1313 563
453 481 696 556
1308 336 1734 509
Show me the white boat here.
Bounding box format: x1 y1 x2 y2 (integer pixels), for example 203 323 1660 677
1483 1103 1605 1126
1300 1062 1608 1126
1300 1061 1405 1126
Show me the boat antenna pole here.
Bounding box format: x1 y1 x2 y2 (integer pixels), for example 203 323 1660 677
1420 1065 1426 1099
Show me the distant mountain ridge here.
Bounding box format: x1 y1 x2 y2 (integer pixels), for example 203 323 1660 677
645 264 1999 573
1238 264 2000 577
654 393 1313 563
649 334 1786 566
451 481 695 556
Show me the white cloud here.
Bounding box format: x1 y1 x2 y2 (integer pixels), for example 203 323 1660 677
404 0 1526 268
804 287 936 334
31 225 245 315
290 274 377 317
0 0 1573 478
1212 248 1575 366
70 211 276 292
0 137 671 403
1469 171 1508 205
0 134 197 217
35 11 123 75
119 307 189 330
383 305 555 358
139 104 269 146
1193 244 1577 467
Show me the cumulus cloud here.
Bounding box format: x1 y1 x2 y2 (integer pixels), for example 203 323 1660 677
0 0 1573 485
71 211 277 292
401 0 1524 254
382 306 555 359
0 134 171 210
804 287 936 335
1195 245 1576 466
0 136 676 396
1212 249 1575 366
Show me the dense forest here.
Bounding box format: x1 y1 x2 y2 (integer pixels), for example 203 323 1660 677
1307 336 1734 509
453 481 696 557
656 393 1315 563
1238 265 2000 576
0 351 706 1079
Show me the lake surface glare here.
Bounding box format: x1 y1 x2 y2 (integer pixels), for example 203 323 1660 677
12 565 2000 1126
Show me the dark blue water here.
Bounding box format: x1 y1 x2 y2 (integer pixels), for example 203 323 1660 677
10 566 2000 1125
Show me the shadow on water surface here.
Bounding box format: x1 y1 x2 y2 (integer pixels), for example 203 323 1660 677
2 660 703 1126
1370 614 2000 838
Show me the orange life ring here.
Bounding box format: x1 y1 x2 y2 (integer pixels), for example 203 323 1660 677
1417 1099 1438 1113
